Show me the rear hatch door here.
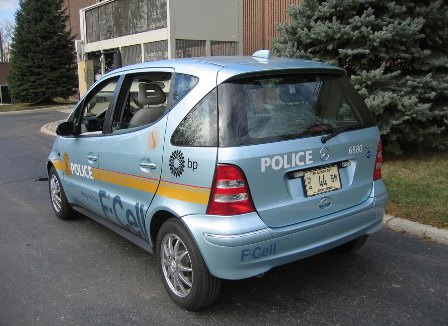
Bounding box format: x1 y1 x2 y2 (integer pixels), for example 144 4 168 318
217 73 379 228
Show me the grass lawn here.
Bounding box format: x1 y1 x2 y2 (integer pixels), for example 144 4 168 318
0 99 76 113
382 151 448 229
0 103 65 112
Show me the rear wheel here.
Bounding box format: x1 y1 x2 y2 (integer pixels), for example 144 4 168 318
49 166 73 220
156 218 221 310
331 235 369 254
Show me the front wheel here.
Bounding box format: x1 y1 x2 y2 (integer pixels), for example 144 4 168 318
48 166 73 220
156 218 221 310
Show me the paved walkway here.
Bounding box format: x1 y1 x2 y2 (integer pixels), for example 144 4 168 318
38 109 448 246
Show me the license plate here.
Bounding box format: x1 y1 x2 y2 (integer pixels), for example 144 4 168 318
303 165 341 197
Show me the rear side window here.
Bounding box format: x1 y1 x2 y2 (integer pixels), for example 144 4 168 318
218 75 375 147
172 74 199 106
171 89 217 147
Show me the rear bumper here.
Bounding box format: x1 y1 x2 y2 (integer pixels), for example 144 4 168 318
182 180 388 280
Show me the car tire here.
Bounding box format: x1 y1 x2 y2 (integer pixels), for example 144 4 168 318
156 218 221 310
48 166 73 220
331 235 369 254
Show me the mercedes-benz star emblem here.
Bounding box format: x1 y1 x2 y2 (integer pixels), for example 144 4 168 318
320 147 330 161
319 197 332 208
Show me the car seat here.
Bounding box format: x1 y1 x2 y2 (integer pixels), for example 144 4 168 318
129 83 166 127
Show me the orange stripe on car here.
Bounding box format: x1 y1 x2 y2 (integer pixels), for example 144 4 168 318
157 180 210 205
52 160 209 205
52 159 64 171
94 168 159 193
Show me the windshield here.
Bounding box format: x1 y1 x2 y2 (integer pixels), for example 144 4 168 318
218 74 375 147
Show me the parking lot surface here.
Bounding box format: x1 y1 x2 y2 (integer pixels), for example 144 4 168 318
1 109 447 325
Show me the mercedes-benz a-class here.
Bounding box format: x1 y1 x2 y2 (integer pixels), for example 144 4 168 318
48 51 388 310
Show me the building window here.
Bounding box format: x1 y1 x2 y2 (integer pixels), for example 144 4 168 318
144 40 168 61
175 40 206 58
85 0 168 43
211 41 239 56
122 45 142 66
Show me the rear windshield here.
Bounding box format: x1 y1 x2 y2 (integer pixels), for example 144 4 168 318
218 74 375 147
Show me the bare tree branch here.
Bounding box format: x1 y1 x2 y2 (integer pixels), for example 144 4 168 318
0 21 15 62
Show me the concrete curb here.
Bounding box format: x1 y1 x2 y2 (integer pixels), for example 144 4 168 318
40 117 448 246
40 120 65 137
38 107 72 136
383 215 448 245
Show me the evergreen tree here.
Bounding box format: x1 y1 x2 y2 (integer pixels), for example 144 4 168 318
8 0 77 103
272 0 448 153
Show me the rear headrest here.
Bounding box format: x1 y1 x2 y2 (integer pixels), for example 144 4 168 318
138 83 166 106
279 84 303 103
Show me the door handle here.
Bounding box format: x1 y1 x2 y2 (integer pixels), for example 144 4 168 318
139 161 157 170
86 155 97 162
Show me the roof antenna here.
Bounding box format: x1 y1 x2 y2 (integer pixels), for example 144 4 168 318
252 49 271 60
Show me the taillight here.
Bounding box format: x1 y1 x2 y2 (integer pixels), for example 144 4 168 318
373 140 383 180
207 164 255 215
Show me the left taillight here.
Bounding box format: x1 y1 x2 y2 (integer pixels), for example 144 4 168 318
373 140 383 180
207 164 255 216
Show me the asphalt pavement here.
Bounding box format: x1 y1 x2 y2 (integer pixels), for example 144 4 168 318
0 108 447 325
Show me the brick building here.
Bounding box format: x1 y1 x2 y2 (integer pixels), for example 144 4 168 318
243 0 300 55
67 0 300 94
66 0 299 53
64 0 98 39
0 62 11 103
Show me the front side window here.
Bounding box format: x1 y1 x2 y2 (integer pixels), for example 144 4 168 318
74 77 119 135
112 72 172 132
218 75 375 146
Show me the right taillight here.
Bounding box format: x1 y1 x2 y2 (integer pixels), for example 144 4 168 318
373 140 383 180
207 164 255 216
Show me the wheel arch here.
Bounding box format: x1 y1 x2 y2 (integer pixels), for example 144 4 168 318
149 210 176 248
47 160 54 174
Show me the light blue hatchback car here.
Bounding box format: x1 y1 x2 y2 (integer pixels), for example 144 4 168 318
48 51 388 310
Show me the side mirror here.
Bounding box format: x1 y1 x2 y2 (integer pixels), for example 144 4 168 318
56 121 75 136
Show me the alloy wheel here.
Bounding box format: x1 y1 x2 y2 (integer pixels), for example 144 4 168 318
50 174 62 213
160 233 193 297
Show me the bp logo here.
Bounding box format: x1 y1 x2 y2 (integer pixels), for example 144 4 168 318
169 150 185 177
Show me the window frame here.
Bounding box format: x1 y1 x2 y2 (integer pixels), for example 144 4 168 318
68 75 124 137
103 69 176 135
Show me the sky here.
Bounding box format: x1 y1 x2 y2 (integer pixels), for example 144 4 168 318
0 0 19 24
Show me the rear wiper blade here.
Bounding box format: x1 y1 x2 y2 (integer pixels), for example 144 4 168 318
321 126 351 144
321 124 372 143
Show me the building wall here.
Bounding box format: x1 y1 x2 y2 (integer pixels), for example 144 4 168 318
0 62 11 85
71 0 299 53
171 0 242 58
64 0 98 39
243 0 300 55
84 0 167 44
80 0 242 59
172 0 241 42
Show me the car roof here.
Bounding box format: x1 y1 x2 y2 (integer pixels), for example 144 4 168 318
103 55 346 83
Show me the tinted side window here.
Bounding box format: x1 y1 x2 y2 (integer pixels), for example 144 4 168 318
172 74 199 106
171 89 217 147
